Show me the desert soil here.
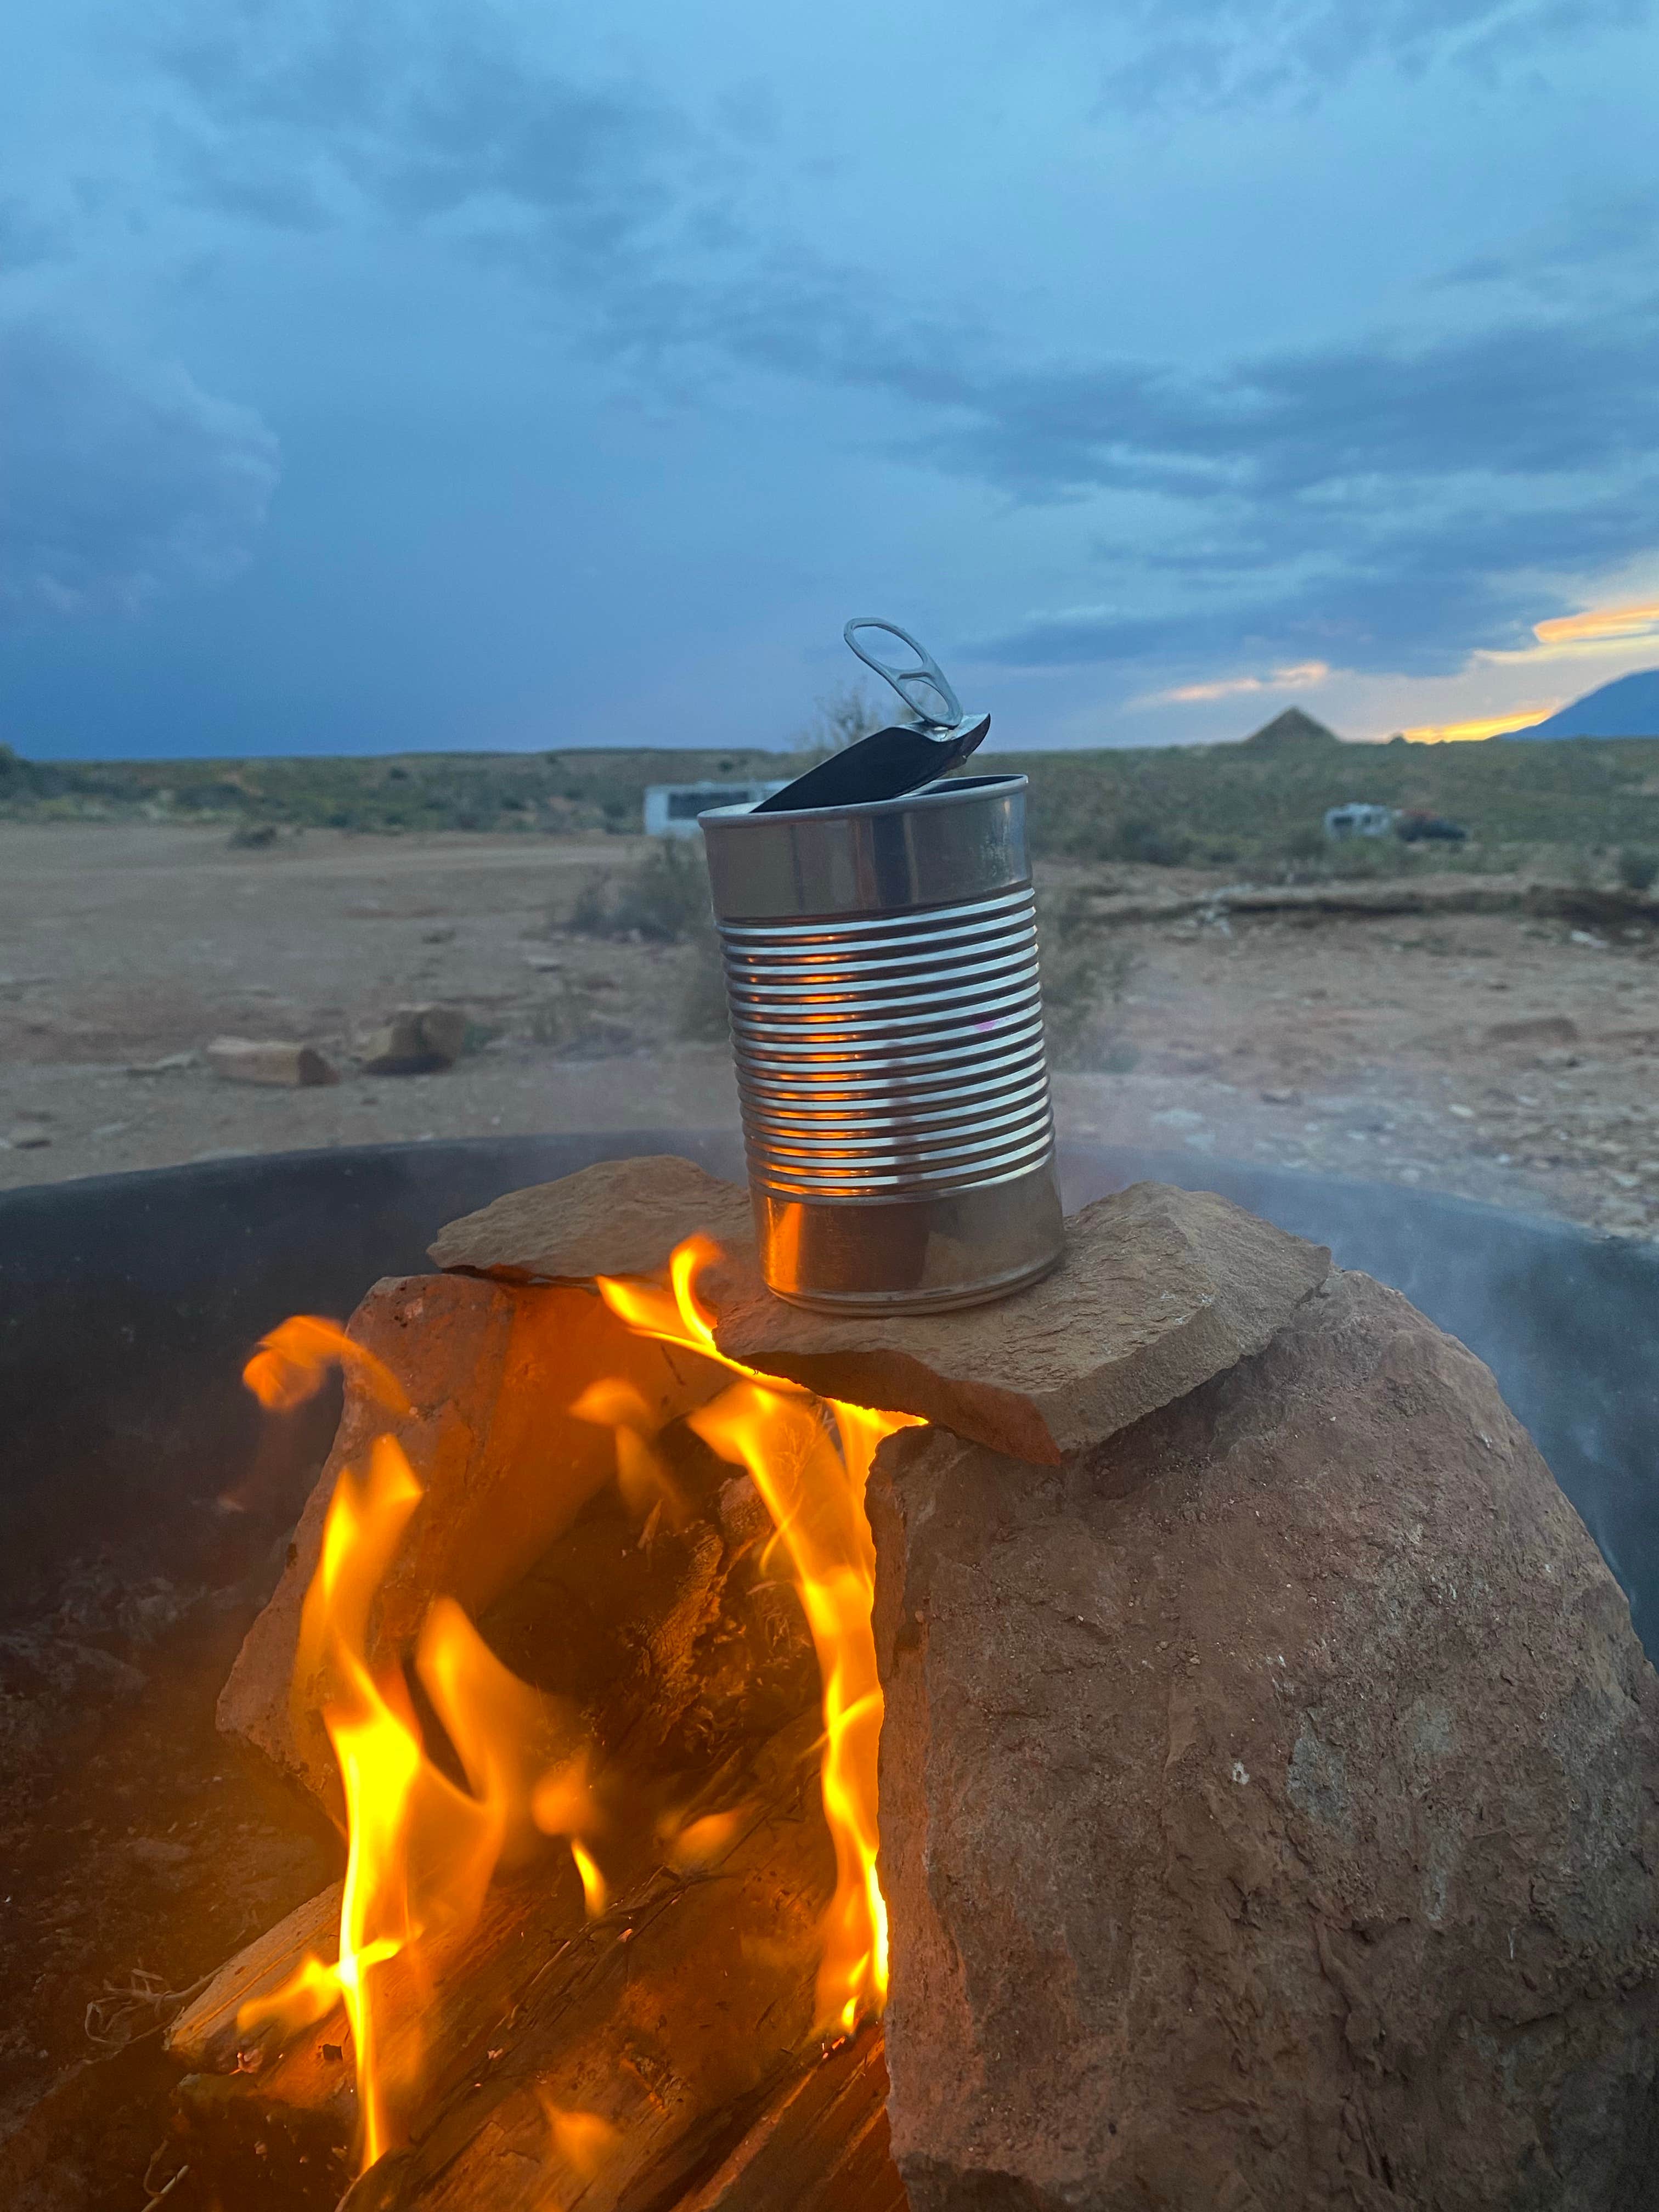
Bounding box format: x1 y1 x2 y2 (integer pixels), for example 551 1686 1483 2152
1 822 1656 1244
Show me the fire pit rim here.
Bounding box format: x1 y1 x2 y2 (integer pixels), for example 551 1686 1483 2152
2 1132 1656 1651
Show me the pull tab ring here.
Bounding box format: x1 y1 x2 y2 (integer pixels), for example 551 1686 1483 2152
843 617 963 733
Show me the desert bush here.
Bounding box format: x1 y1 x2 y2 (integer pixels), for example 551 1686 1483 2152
526 981 631 1056
802 682 883 754
10 724 1659 877
1110 814 1193 867
1322 837 1410 880
1282 823 1328 865
1040 889 1140 1069
566 873 614 935
1617 846 1658 893
565 840 711 941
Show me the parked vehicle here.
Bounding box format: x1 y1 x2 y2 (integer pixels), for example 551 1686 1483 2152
1396 809 1469 844
1323 802 1396 840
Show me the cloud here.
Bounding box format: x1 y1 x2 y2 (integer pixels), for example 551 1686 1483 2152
1138 661 1332 705
155 2 686 298
910 299 1659 504
142 1 1659 697
1430 194 1659 307
1532 597 1659 645
0 317 280 623
950 296 1659 678
1092 0 1654 112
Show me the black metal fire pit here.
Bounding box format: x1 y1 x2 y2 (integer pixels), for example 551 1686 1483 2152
3 1132 1656 1647
1 1135 1656 2209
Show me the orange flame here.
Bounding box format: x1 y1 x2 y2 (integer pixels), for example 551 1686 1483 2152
241 1231 914 2175
242 1314 409 1416
241 1434 600 2170
599 1236 915 2033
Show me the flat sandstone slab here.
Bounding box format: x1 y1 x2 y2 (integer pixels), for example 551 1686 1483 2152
430 1154 755 1285
431 1155 1331 1465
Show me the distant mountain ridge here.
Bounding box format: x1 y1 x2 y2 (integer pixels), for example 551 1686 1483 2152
1506 668 1659 740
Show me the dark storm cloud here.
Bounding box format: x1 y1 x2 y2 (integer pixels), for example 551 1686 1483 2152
907 296 1659 501
1432 193 1659 291
979 474 1655 676
0 318 279 621
168 0 1657 505
949 292 1659 674
154 1 947 418
145 2 1659 689
1092 0 1654 111
156 1 681 285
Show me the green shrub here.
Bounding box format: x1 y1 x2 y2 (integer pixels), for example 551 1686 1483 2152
1617 847 1658 893
1323 837 1407 880
567 873 615 936
526 982 629 1055
1111 814 1193 867
564 840 712 942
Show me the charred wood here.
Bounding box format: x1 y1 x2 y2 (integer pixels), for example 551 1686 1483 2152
165 1715 872 2212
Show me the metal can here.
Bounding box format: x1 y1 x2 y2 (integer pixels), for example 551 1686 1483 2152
699 772 1064 1313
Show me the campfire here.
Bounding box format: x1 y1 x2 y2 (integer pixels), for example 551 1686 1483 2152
7 629 1658 2208
12 1150 1655 2212
162 1170 918 2210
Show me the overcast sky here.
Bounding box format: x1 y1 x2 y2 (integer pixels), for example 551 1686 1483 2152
3 0 1658 757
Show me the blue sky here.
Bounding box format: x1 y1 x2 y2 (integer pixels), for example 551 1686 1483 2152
3 0 1658 757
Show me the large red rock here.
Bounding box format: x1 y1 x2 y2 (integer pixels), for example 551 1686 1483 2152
870 1269 1659 2209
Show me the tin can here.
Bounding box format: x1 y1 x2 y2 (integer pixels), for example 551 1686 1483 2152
699 773 1064 1313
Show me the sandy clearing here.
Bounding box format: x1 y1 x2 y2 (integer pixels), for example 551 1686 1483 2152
2 822 1655 1245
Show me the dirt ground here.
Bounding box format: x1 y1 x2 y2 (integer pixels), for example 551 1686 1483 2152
2 821 1656 1244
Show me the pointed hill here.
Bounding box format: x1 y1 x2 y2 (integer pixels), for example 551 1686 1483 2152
1237 707 1344 751
1506 668 1659 741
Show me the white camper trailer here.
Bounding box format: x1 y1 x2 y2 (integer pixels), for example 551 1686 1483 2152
642 781 789 839
1323 802 1396 841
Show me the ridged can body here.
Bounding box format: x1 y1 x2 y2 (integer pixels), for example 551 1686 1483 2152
699 774 1064 1312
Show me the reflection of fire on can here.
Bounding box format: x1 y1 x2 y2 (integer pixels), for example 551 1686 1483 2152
696 621 1064 1314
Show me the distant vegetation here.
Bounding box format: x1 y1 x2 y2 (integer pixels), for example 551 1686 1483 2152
1011 727 1659 875
4 724 1659 877
0 741 812 838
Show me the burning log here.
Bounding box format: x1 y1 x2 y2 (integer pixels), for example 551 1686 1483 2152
669 2025 902 2212
177 1172 911 2208
218 1276 733 1810
328 1713 842 2212
169 1713 850 2211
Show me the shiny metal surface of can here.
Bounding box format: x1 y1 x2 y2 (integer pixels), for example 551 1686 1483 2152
699 774 1064 1313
